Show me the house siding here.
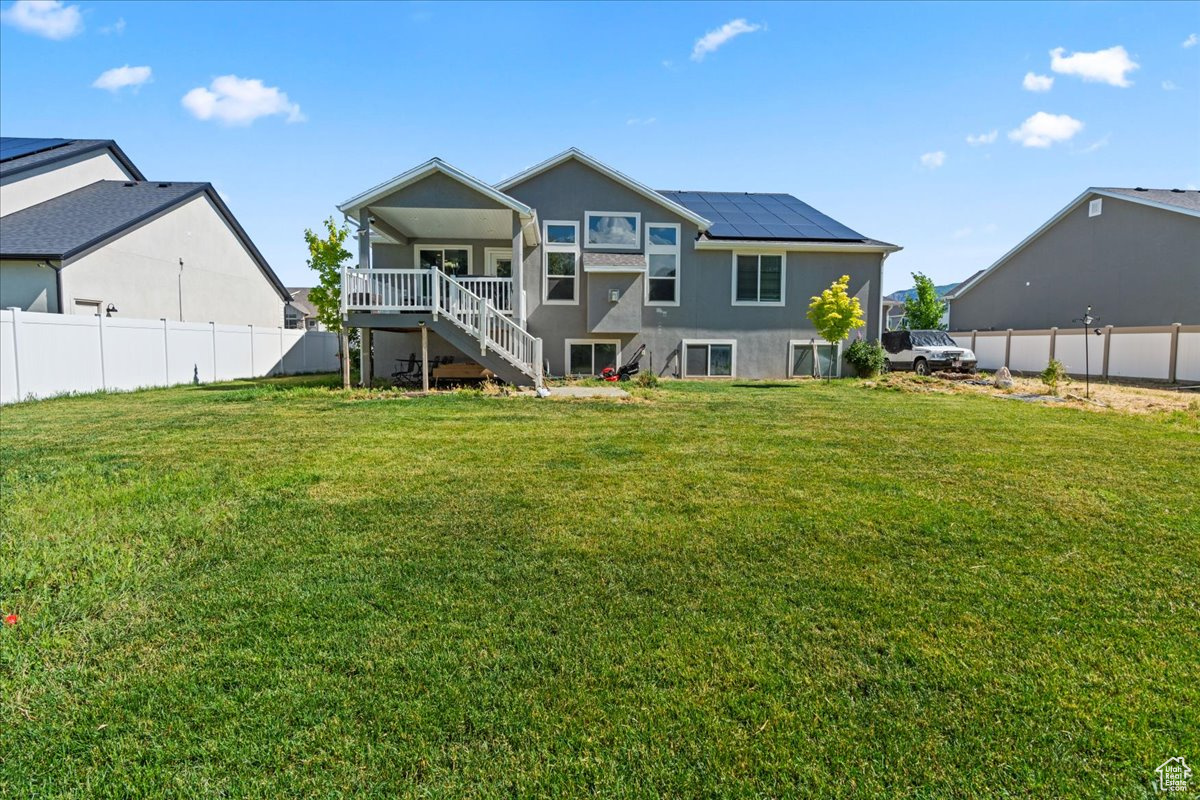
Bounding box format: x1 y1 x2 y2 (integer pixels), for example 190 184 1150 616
0 150 136 216
950 195 1200 330
0 260 59 312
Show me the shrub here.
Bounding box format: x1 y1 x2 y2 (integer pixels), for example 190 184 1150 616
1040 359 1070 395
846 338 887 378
634 370 659 389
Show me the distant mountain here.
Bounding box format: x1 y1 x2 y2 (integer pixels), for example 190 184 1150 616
886 283 959 302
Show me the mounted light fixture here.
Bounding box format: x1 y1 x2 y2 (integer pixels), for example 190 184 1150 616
105 304 119 317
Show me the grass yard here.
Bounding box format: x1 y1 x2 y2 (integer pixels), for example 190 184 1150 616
2 377 1197 798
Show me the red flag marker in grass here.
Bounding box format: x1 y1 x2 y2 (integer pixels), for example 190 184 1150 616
4 614 18 626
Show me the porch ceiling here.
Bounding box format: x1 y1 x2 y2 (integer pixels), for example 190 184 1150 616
371 205 514 241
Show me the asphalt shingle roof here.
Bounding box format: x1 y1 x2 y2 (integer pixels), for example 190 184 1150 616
582 252 647 268
0 137 146 181
657 190 866 241
0 180 208 259
1097 187 1200 213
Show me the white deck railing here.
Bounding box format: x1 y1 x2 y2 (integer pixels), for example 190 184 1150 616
341 269 512 314
341 266 541 388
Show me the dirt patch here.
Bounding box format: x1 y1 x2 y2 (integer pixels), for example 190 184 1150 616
866 372 1200 415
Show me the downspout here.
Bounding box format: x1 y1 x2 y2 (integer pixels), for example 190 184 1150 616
45 260 65 314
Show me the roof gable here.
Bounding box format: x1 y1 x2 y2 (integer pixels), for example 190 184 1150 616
338 158 532 217
0 138 146 182
495 148 711 230
951 187 1200 301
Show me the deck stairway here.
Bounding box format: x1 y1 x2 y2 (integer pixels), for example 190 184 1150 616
343 268 544 389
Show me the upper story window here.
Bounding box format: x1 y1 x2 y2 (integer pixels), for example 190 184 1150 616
543 220 580 304
417 245 470 276
585 211 640 250
732 253 785 306
645 223 680 306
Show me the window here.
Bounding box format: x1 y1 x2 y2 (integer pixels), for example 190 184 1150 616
789 340 841 378
543 221 579 304
645 223 680 305
285 307 304 329
565 339 620 377
416 245 471 276
681 340 736 378
484 248 513 278
585 211 640 249
732 253 785 305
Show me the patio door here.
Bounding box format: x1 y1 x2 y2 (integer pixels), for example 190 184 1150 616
485 249 513 278
417 246 469 277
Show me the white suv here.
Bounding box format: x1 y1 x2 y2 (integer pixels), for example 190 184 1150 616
881 330 977 375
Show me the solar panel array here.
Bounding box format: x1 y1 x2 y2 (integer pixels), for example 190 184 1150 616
0 138 71 163
658 191 865 241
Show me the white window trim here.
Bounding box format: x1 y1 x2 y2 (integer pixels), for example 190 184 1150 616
564 338 622 376
584 210 641 251
644 222 681 307
483 247 513 277
731 252 787 307
414 244 473 274
681 339 737 379
787 339 842 378
542 220 580 305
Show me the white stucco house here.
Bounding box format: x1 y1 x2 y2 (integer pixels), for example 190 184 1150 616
0 137 290 326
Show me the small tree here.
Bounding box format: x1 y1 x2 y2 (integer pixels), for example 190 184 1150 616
807 275 865 379
304 218 354 386
903 272 948 330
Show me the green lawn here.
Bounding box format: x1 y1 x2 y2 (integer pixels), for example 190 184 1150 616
2 377 1197 798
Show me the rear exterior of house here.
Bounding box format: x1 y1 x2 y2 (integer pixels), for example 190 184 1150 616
948 188 1200 331
0 137 289 327
340 149 898 387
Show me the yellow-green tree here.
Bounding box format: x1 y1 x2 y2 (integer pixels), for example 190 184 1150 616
806 275 865 379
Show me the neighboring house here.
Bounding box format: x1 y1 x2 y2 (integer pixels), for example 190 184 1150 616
337 148 899 387
286 287 324 330
947 187 1200 331
882 281 959 330
0 137 290 326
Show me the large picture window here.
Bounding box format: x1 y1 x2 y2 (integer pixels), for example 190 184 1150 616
732 253 785 305
543 221 580 304
645 223 680 305
585 211 640 249
416 245 470 276
681 340 736 378
565 339 620 377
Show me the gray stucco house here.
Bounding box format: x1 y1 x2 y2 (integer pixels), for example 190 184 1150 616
948 187 1200 331
338 149 899 388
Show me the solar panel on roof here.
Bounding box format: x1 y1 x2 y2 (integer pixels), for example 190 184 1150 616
657 190 866 241
0 137 72 162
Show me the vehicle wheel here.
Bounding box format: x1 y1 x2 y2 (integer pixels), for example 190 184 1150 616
914 358 929 376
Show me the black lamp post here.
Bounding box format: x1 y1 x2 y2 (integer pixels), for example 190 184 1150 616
1072 306 1097 399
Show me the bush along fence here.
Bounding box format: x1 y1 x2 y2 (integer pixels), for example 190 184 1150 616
949 324 1200 383
0 308 341 404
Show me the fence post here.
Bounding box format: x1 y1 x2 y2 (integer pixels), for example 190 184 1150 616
1048 327 1057 362
8 307 23 401
249 324 255 377
211 321 218 382
1004 329 1012 368
97 312 108 391
1169 323 1181 383
971 329 977 353
278 325 284 377
301 329 308 374
1101 325 1113 380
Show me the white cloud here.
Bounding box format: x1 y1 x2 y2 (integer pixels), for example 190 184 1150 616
92 65 152 92
920 151 946 169
966 130 998 146
691 18 763 61
182 75 305 126
0 0 83 39
99 17 125 35
1049 45 1139 87
1163 80 1178 91
1008 112 1084 148
626 117 656 126
1022 72 1054 92
1184 33 1198 48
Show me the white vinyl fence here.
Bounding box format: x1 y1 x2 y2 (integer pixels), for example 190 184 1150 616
949 324 1199 383
0 308 340 404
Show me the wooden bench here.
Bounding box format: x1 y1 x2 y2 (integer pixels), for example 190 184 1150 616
432 363 494 387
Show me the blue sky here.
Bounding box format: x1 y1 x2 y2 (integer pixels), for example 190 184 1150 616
2 0 1197 292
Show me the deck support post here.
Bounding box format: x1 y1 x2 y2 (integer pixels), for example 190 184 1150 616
360 327 372 387
420 322 430 393
1169 323 1181 383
